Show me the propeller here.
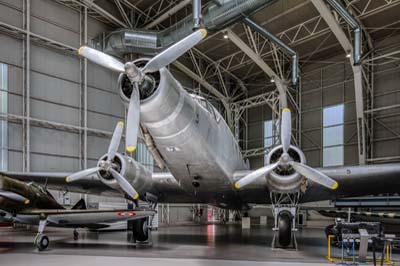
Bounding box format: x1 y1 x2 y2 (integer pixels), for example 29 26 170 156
0 190 30 204
235 108 338 191
65 121 139 200
234 162 279 189
126 83 140 153
78 29 207 153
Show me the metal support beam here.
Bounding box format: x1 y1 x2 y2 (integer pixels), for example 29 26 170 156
230 90 280 144
225 29 287 108
114 0 133 28
311 0 366 164
22 0 30 172
243 18 299 87
80 6 88 170
144 0 191 29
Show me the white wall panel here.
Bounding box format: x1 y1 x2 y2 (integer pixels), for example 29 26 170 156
30 44 79 82
30 98 79 126
30 126 79 157
0 1 23 28
31 71 80 108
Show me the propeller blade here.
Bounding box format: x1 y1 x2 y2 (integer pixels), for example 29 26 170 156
107 121 124 162
234 162 279 190
126 83 140 153
66 167 101 183
289 161 338 190
142 29 207 74
78 46 125 73
0 190 30 204
281 108 292 153
109 168 139 200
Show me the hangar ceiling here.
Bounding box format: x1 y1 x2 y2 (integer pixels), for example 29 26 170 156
55 0 400 96
0 0 399 168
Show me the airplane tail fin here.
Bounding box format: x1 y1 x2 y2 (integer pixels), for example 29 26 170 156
71 198 87 210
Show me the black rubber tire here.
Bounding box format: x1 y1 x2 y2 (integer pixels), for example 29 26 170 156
278 212 292 247
132 217 149 242
36 234 49 251
73 230 79 240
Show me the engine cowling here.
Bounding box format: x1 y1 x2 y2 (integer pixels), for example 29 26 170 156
118 58 161 105
265 145 306 192
96 153 152 195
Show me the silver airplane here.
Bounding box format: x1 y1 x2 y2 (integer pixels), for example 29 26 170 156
3 28 400 248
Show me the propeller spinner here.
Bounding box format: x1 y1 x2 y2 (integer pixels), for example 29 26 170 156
78 29 207 153
235 108 338 191
66 121 140 200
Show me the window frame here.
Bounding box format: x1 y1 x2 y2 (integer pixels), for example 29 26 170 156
322 104 344 167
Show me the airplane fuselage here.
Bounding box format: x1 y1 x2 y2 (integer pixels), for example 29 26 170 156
140 68 249 207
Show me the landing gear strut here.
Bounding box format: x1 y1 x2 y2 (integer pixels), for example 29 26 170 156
271 192 299 250
127 199 157 246
34 218 49 251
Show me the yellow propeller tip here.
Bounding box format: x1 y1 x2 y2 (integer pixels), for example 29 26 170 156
283 108 291 113
65 177 70 183
78 46 85 55
200 29 207 38
126 146 136 153
117 121 124 126
24 199 30 205
234 182 241 190
331 182 339 190
133 193 139 200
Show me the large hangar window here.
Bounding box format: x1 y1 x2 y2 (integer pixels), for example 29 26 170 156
323 104 344 167
264 119 278 163
0 63 7 170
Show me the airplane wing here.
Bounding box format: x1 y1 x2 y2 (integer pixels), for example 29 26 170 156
302 163 400 202
15 209 156 228
1 171 121 197
318 210 400 225
0 171 188 202
235 163 400 204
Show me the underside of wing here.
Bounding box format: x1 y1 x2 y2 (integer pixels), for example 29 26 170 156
233 163 400 204
300 163 400 202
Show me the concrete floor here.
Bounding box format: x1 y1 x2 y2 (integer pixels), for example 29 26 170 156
0 224 396 265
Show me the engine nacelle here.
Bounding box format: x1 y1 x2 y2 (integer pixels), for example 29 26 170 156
265 145 306 192
118 58 160 106
96 153 152 196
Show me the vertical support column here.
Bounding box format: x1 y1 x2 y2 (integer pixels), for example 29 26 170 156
22 0 30 172
353 65 366 164
79 7 88 170
310 0 366 165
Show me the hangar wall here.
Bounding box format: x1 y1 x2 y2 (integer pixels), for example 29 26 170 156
0 0 122 172
0 0 128 204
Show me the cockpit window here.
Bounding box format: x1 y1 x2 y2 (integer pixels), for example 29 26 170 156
27 182 53 198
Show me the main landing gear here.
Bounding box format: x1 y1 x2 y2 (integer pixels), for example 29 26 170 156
128 199 157 246
130 217 151 243
270 192 299 250
34 218 49 251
